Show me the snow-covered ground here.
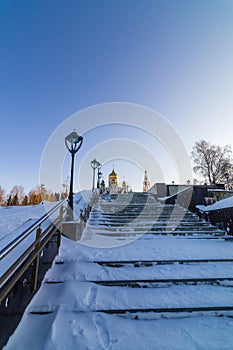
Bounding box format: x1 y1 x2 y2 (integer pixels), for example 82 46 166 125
0 190 91 242
3 192 233 349
0 204 48 240
0 201 60 280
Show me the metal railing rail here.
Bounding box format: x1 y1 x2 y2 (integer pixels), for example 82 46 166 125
0 198 67 261
0 199 68 303
0 192 99 304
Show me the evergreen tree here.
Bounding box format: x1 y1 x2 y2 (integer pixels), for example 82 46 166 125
54 192 60 201
10 185 25 205
7 195 12 206
22 195 28 206
12 193 19 206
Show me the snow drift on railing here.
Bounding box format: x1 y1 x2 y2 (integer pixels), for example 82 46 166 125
196 195 233 212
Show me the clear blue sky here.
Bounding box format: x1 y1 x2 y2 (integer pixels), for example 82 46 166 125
1 0 233 193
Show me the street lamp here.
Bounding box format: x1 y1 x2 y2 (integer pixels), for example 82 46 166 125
65 130 83 220
90 159 101 191
100 179 105 194
97 162 102 189
225 172 230 190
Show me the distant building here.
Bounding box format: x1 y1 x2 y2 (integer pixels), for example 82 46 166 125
108 166 118 194
107 166 131 194
143 170 150 192
121 177 128 193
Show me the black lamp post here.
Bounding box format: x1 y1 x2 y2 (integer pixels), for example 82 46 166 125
225 172 230 190
100 179 105 194
90 159 101 191
65 131 83 220
97 162 102 189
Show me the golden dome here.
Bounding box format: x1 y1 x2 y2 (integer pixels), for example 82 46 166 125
108 166 118 186
109 168 118 179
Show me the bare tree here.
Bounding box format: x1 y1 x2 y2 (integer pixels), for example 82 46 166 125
191 140 233 184
10 185 25 205
29 186 42 205
0 185 5 205
28 185 58 204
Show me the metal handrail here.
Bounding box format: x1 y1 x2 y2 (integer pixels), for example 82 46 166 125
0 198 67 261
0 199 68 303
0 192 97 305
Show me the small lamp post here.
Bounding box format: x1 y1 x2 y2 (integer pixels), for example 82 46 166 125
90 159 101 191
97 162 102 189
65 131 83 220
100 179 105 194
225 172 230 190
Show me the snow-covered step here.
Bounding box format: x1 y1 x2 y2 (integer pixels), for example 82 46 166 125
88 223 220 233
8 309 233 350
92 277 233 287
86 195 224 239
92 231 223 238
84 226 224 237
26 281 233 314
45 260 233 283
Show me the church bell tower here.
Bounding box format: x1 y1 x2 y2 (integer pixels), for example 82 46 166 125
143 170 150 192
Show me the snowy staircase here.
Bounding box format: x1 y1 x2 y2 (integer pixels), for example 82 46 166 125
85 192 224 238
6 192 233 349
68 193 233 318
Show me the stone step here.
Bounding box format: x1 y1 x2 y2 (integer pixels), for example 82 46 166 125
88 224 218 232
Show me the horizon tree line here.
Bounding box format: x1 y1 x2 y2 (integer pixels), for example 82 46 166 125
0 184 69 207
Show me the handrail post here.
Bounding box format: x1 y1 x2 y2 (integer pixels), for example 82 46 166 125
57 206 63 248
80 210 83 237
31 226 42 293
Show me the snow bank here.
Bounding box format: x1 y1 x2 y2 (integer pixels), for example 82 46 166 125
73 190 92 219
0 190 92 241
0 204 48 240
